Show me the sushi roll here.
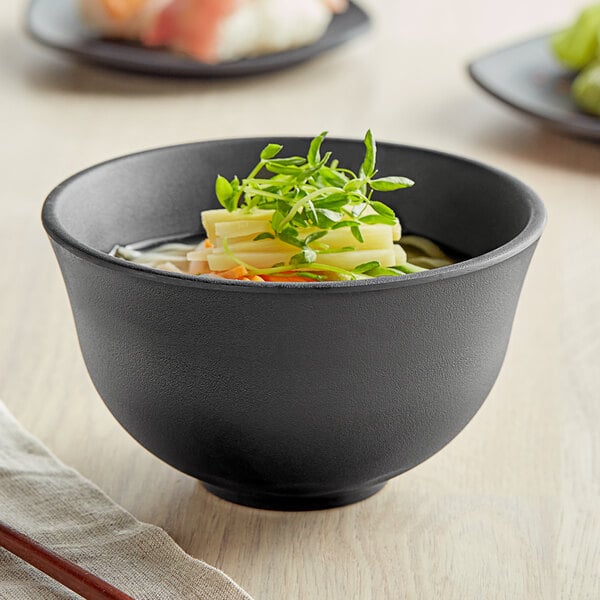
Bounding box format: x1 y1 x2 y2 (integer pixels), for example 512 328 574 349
79 0 349 63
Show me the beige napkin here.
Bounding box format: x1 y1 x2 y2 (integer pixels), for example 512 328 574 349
0 400 253 600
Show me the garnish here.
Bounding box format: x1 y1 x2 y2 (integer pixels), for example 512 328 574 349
213 130 415 278
115 132 457 281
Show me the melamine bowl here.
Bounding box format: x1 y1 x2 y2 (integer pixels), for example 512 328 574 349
42 137 546 510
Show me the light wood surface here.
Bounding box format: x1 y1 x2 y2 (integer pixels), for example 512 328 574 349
1 1 599 598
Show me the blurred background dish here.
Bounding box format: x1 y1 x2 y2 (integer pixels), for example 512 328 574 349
551 3 600 117
468 34 600 140
26 0 370 77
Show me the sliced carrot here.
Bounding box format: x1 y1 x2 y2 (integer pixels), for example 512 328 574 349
204 239 214 248
217 265 248 280
249 275 264 282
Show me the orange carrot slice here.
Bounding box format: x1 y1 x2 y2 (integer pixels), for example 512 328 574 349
217 265 248 279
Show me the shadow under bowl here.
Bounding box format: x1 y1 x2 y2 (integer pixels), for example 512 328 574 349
42 137 546 510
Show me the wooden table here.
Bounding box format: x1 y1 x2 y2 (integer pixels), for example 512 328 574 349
1 1 599 598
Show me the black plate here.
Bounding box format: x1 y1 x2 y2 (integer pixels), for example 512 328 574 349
26 0 370 77
468 34 600 140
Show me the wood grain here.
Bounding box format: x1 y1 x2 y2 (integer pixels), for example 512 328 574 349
1 1 599 598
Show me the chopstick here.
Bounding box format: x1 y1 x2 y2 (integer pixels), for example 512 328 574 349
0 520 134 600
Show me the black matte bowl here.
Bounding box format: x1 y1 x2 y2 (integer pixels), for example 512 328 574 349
42 138 546 510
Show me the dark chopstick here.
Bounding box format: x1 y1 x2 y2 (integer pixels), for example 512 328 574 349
0 520 134 600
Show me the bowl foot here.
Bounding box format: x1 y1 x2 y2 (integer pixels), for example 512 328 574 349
203 482 386 511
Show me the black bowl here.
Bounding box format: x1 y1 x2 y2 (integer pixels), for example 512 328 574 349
42 138 546 510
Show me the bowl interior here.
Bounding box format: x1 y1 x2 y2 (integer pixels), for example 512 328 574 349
45 138 539 264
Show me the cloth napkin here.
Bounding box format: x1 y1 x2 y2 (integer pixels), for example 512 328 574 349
0 400 253 600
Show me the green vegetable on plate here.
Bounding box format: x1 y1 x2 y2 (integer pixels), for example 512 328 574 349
552 3 600 116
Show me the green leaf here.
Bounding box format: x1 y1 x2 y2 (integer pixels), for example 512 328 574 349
360 129 376 178
290 247 317 265
393 263 427 274
349 203 367 217
215 175 234 211
365 266 404 277
369 176 414 191
295 153 332 183
271 210 285 232
318 166 347 187
360 214 397 226
291 211 309 228
307 131 328 165
316 198 348 212
260 143 283 160
266 156 306 166
279 227 304 248
370 201 396 218
265 163 303 175
304 230 328 245
344 179 366 192
320 151 332 167
331 220 360 230
317 208 344 223
318 246 355 254
305 199 319 225
295 272 326 281
253 232 275 241
313 193 348 210
258 200 278 210
312 242 330 251
354 261 380 274
351 225 364 243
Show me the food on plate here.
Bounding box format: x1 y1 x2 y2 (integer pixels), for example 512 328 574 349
79 0 348 63
115 132 455 282
552 3 600 115
571 60 600 114
552 4 600 70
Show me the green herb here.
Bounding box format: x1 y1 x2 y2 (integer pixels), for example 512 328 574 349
353 261 381 274
215 131 417 279
290 247 318 265
215 175 235 212
390 263 427 274
253 232 276 241
364 266 407 278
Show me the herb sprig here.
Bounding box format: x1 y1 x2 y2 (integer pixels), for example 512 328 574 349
214 131 416 278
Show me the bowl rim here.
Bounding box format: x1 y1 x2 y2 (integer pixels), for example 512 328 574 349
42 137 547 293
